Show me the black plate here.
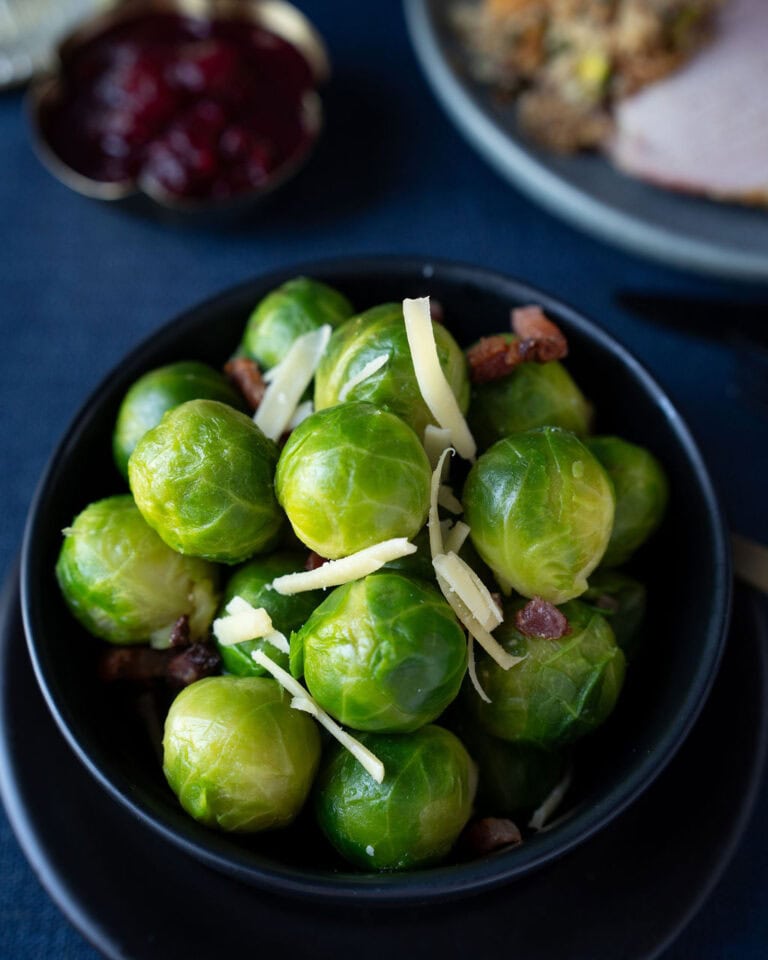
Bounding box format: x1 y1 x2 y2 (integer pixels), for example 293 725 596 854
2 568 765 959
20 258 730 901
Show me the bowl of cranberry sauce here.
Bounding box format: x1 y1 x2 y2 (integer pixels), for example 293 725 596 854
29 1 329 211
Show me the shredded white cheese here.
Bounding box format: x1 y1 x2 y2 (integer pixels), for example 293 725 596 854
422 424 453 468
252 650 385 784
365 845 375 856
466 635 491 703
432 553 520 671
338 353 389 402
528 767 573 831
433 551 502 631
213 596 275 647
402 297 476 461
438 484 463 515
444 520 470 555
254 325 331 440
270 538 416 595
429 447 453 559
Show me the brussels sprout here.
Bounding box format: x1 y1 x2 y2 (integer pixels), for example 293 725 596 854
456 719 567 818
241 277 354 369
297 572 467 732
463 427 615 603
163 676 321 832
314 303 470 437
315 725 475 870
468 600 625 747
275 402 431 559
216 552 324 677
583 569 647 659
129 399 283 565
586 436 669 567
56 494 219 645
113 361 243 478
467 340 592 449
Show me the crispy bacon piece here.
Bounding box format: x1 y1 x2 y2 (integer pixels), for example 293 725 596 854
166 643 221 687
467 335 524 383
99 642 221 688
460 818 523 857
168 614 191 648
224 357 266 411
511 305 568 363
467 305 568 384
515 597 570 639
305 551 327 571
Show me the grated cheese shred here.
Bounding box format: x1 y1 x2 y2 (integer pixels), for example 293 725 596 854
254 325 331 440
444 520 470 555
252 650 385 783
270 538 416 595
422 424 453 468
213 596 274 647
402 297 476 461
466 635 491 703
528 767 573 831
429 447 453 559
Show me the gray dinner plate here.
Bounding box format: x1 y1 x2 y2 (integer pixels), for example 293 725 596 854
404 0 768 281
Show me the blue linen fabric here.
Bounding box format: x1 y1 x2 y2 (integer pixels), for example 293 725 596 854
0 1 767 957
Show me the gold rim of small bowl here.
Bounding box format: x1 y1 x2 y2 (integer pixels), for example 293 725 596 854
27 0 330 214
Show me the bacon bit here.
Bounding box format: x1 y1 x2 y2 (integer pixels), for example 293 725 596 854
305 551 327 571
166 643 221 688
99 642 221 688
460 818 523 857
515 597 570 639
467 335 525 384
511 305 568 363
224 357 266 411
168 614 191 648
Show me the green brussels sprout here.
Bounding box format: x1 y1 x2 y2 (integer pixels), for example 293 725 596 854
296 572 467 732
467 338 592 449
314 303 470 437
163 676 321 832
463 427 615 603
315 725 475 870
456 719 567 818
56 494 219 645
583 569 647 659
113 361 243 478
275 402 431 559
240 277 354 369
586 436 669 567
129 399 283 565
216 551 324 677
468 600 625 747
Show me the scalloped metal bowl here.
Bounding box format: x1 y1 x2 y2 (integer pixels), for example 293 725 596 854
20 258 730 903
27 0 329 219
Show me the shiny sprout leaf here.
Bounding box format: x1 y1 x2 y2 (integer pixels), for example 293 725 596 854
162 676 321 833
314 726 475 870
463 427 615 603
56 494 219 645
275 402 431 559
128 399 283 565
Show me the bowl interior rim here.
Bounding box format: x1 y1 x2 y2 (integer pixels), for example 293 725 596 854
20 255 732 903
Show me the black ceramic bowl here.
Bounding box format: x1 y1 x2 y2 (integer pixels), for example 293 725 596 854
21 257 730 903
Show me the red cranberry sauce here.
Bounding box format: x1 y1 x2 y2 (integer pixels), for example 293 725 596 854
41 14 316 199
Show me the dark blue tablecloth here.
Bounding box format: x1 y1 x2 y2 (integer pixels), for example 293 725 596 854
1 2 767 957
